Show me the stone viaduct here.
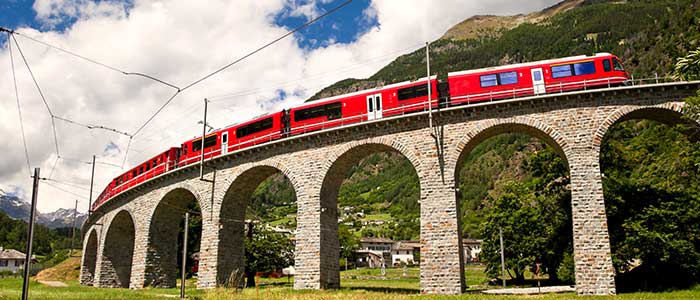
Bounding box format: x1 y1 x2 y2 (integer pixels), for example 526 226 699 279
80 81 700 295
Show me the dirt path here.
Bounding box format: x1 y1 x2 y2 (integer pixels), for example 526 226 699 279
37 280 68 287
482 285 575 294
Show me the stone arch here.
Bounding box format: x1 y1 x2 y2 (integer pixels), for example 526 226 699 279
450 117 573 179
448 117 573 290
145 185 204 288
318 139 422 289
592 103 697 150
80 228 98 285
216 161 300 285
99 210 136 288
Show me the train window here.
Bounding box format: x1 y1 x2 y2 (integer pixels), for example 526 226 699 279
222 133 228 143
551 65 573 78
192 135 217 152
480 74 498 87
613 59 624 71
132 170 137 178
152 159 157 167
397 84 429 101
294 102 342 122
499 72 518 85
573 61 596 76
603 59 612 72
237 117 274 138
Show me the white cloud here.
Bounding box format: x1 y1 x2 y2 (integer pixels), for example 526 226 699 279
0 0 560 213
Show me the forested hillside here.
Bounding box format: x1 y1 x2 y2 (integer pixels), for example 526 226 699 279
310 0 700 100
250 0 700 289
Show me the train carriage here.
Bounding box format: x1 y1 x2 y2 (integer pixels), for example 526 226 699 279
447 53 628 105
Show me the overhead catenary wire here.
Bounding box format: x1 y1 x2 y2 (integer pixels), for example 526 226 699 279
41 180 90 201
8 32 32 177
53 115 132 137
129 0 355 138
11 29 181 91
10 34 61 160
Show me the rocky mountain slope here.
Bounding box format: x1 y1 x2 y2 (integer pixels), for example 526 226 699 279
0 190 86 229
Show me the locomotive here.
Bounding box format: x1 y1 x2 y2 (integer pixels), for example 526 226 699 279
92 52 628 209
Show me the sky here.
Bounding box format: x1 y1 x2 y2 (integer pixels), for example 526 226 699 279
0 0 562 213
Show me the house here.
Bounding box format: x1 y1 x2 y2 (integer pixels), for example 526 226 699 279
355 238 421 268
354 250 384 268
0 248 26 273
463 239 483 264
391 240 420 266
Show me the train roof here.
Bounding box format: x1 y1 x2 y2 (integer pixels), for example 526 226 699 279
291 75 438 110
447 53 615 77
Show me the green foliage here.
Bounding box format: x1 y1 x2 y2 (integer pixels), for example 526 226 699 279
0 211 72 258
674 47 700 81
556 252 575 285
244 225 294 274
339 224 359 261
601 120 700 290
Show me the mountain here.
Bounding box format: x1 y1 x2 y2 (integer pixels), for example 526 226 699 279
0 191 86 229
41 208 87 229
441 0 584 41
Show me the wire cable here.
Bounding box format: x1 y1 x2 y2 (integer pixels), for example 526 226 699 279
11 34 61 159
130 0 354 137
8 32 32 177
11 29 181 90
53 115 133 137
41 180 90 201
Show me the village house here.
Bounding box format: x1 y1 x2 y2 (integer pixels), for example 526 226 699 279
0 248 26 273
463 239 483 264
355 238 420 268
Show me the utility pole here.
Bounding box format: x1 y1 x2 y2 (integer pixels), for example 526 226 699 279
22 168 40 300
70 199 78 257
499 227 506 288
199 99 208 180
180 212 189 300
426 42 433 132
88 155 95 217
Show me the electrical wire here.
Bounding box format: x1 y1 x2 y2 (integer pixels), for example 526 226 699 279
8 32 32 177
12 30 181 91
130 0 354 138
41 180 90 201
53 115 132 137
11 34 61 159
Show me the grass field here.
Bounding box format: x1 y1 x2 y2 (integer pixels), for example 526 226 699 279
2 267 699 300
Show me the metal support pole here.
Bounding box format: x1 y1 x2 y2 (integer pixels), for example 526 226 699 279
88 155 95 217
70 199 78 257
22 168 40 300
426 42 433 132
499 227 506 288
180 212 189 299
199 99 208 180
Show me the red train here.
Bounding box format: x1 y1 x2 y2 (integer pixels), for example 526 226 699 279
92 53 628 210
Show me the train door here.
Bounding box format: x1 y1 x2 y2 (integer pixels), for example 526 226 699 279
531 68 546 95
221 132 229 155
366 93 383 120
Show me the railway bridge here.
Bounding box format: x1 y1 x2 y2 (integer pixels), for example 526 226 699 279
80 81 700 295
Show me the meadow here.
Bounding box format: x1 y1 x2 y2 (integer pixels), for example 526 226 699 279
1 266 699 300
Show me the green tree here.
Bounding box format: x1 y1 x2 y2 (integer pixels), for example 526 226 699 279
601 120 700 291
480 182 545 282
244 225 294 287
674 47 700 81
338 224 359 265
